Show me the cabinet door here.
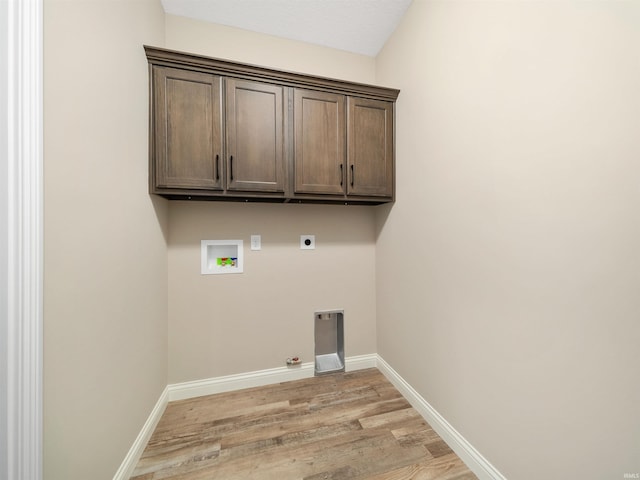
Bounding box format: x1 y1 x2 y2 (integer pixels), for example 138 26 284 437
153 66 222 190
294 89 346 195
347 98 393 197
225 79 285 192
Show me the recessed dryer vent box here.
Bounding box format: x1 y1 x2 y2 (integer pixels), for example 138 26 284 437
314 310 344 376
201 240 243 275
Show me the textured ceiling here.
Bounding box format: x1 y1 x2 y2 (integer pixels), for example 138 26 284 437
160 0 413 57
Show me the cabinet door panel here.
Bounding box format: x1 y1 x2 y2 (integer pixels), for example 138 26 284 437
347 98 393 197
154 66 222 189
226 79 285 192
294 90 346 195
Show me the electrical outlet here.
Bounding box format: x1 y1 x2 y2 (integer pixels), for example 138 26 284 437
300 235 315 250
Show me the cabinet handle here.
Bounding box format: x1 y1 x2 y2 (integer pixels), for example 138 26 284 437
215 154 220 181
230 156 234 181
350 165 354 187
340 164 343 186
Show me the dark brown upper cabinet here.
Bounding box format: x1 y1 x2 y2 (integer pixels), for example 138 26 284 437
145 46 399 204
153 67 223 190
294 89 346 195
347 97 394 197
226 79 285 193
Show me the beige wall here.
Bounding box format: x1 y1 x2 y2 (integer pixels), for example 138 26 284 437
165 14 377 84
169 202 376 382
44 1 167 479
164 17 379 383
376 1 640 479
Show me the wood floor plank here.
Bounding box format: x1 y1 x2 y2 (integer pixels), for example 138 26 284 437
358 406 421 429
364 453 477 480
195 431 426 480
130 368 478 480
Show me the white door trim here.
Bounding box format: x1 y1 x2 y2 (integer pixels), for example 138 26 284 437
1 1 44 479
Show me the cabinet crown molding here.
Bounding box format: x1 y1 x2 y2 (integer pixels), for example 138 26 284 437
144 45 399 102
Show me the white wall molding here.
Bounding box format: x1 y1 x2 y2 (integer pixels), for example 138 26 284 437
375 355 507 480
112 387 169 480
345 353 378 371
169 363 315 402
169 353 378 402
2 1 44 480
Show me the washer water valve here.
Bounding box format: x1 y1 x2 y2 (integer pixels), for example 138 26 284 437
286 356 302 366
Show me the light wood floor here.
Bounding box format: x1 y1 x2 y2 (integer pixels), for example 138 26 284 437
131 368 478 480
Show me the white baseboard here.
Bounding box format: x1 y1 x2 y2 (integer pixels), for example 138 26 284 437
345 353 378 371
168 363 314 401
168 353 378 402
112 386 168 480
375 355 507 480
